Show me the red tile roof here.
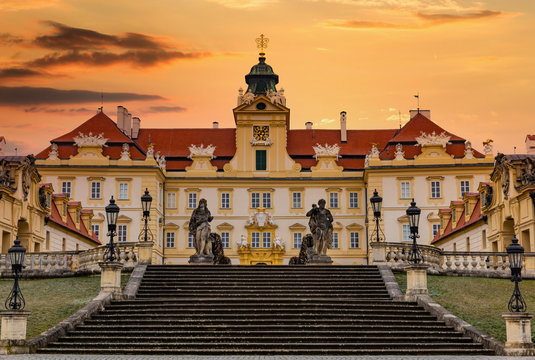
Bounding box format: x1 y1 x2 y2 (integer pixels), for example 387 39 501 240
48 195 100 245
388 113 464 143
432 197 484 245
52 112 133 143
527 135 535 140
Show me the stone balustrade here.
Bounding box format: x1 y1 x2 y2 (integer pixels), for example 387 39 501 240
0 242 139 278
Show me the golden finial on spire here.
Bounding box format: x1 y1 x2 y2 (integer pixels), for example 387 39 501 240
256 34 269 57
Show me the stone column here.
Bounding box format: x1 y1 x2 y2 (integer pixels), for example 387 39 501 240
99 261 124 298
136 241 154 264
370 242 386 264
405 264 430 301
0 310 31 354
501 312 535 356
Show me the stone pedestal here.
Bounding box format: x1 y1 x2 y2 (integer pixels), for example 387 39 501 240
99 261 124 297
501 312 535 356
307 254 333 265
189 254 214 265
136 241 154 264
370 242 386 264
0 310 31 354
405 264 429 301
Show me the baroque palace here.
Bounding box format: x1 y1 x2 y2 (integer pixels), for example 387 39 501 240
33 50 496 265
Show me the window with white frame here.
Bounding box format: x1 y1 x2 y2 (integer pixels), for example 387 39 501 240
262 232 271 248
460 180 470 197
188 193 197 209
432 224 440 237
262 193 271 208
400 181 411 199
221 232 230 248
332 232 339 249
90 182 101 199
166 232 175 248
166 192 176 209
187 233 194 248
251 193 260 209
402 224 411 242
91 224 100 239
431 181 441 199
221 193 230 209
251 232 260 248
61 181 72 197
349 192 358 208
349 232 359 248
293 233 302 249
292 192 302 209
118 183 128 200
117 225 127 242
329 192 339 208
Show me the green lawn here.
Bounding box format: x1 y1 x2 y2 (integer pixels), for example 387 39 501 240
395 272 535 343
0 274 130 339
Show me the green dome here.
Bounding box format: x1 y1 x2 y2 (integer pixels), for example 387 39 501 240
245 56 279 95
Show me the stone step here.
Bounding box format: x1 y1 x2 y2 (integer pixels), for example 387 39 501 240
101 308 428 315
113 297 413 305
105 303 422 311
137 285 387 290
134 294 392 299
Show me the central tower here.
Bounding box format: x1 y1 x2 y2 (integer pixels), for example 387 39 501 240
245 34 279 95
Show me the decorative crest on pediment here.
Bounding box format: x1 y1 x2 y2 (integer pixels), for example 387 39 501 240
188 144 216 159
415 131 451 148
246 208 276 228
312 143 341 160
48 143 59 160
237 88 287 107
73 132 108 147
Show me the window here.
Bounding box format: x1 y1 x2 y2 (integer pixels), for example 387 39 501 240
167 193 176 209
117 225 127 242
350 232 359 248
432 224 440 237
332 232 339 249
118 183 128 200
256 150 267 171
221 193 230 209
460 180 470 197
293 233 302 249
90 182 101 199
221 232 230 248
292 192 302 209
349 192 358 208
188 193 197 209
188 233 194 248
329 192 339 208
251 193 260 209
400 181 411 199
251 232 260 248
262 232 271 248
166 232 175 248
61 181 71 197
263 193 271 208
431 181 441 199
91 224 100 239
402 224 411 242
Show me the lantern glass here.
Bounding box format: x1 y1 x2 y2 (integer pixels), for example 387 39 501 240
406 200 421 228
141 188 152 214
8 238 26 266
370 189 383 216
105 196 120 226
506 235 524 271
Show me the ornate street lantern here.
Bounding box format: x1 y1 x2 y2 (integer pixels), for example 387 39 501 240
141 188 152 218
139 189 154 242
406 199 422 264
370 189 383 242
5 237 26 310
104 196 120 262
506 235 526 312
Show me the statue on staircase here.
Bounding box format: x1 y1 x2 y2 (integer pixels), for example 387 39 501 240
306 199 333 255
211 233 231 265
188 198 214 263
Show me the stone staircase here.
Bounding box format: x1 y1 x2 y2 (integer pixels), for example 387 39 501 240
38 265 494 355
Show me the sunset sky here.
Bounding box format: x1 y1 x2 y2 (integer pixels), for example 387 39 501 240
0 0 533 155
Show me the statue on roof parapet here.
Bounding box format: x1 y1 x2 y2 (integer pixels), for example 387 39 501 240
394 143 405 161
47 143 59 161
415 131 451 148
73 132 108 147
120 143 130 161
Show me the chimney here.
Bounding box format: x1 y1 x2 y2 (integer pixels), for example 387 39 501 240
124 112 132 137
340 111 347 142
305 121 313 130
213 121 219 129
409 109 431 120
132 117 141 139
526 135 535 155
117 106 125 131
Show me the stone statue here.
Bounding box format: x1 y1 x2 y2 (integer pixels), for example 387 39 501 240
241 90 255 105
306 199 333 256
188 198 214 258
211 233 231 265
289 234 313 265
146 144 154 158
394 143 405 161
483 139 493 155
464 141 474 159
238 235 248 248
48 143 59 160
120 143 130 161
274 235 284 248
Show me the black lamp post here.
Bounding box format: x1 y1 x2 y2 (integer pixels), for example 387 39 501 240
4 237 26 310
506 235 526 312
104 196 120 262
370 189 383 242
406 199 422 264
139 188 153 242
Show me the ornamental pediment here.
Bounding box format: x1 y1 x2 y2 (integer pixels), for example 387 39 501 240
234 95 288 112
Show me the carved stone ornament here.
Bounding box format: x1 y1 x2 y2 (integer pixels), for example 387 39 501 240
73 132 108 147
120 143 131 161
238 90 256 105
312 143 341 160
415 131 451 148
238 234 249 248
494 153 511 200
0 159 15 189
246 208 275 227
188 144 216 159
39 187 48 208
482 186 493 208
519 157 535 187
267 89 286 106
155 152 166 169
146 143 155 158
464 141 475 159
47 143 59 160
394 143 405 161
250 138 273 146
18 155 40 201
369 144 380 158
483 139 494 156
211 233 231 265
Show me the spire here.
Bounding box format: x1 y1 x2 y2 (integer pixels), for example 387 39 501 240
245 34 279 95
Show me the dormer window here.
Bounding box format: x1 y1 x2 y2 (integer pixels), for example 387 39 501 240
465 201 470 217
